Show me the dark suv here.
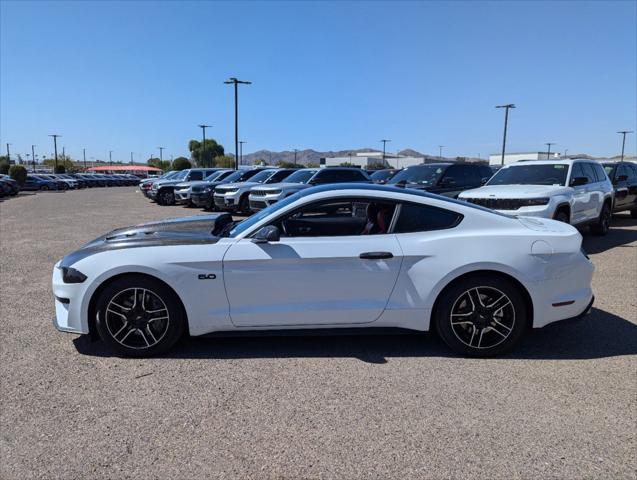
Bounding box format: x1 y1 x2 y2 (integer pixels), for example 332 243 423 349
602 162 637 217
388 163 493 198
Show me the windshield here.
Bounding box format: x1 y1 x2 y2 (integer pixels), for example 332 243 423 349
247 169 277 184
388 165 446 185
371 170 396 181
172 170 188 180
226 192 303 238
282 169 317 184
487 163 569 186
205 170 227 181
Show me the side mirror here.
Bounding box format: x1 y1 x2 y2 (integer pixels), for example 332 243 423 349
570 176 588 187
252 225 280 243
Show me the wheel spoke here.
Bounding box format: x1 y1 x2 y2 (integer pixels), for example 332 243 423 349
109 301 131 313
107 308 127 319
477 328 485 348
451 320 473 326
145 326 158 344
119 327 135 343
488 294 511 314
147 316 168 323
493 319 512 333
468 288 484 309
138 329 150 347
488 325 508 338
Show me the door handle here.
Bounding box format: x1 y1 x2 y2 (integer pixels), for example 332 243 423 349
359 251 393 260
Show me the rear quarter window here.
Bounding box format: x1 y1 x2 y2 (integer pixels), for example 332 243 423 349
394 202 463 233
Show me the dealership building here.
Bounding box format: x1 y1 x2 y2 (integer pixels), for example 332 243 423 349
488 151 561 166
321 152 425 169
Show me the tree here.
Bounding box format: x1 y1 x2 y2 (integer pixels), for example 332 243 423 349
0 156 9 174
278 161 301 168
367 162 386 170
43 156 76 172
54 165 66 174
9 165 27 186
147 157 170 171
172 157 192 171
339 162 356 167
189 139 225 167
306 162 319 168
213 155 235 168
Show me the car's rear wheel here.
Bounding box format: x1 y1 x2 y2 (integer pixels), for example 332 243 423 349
434 275 528 357
40 185 49 191
94 275 185 357
590 202 611 236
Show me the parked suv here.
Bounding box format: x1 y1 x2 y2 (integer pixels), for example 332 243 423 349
151 168 219 205
0 174 20 196
387 163 492 197
139 170 179 197
248 167 370 212
190 169 259 210
22 175 59 191
173 168 229 205
601 162 637 217
459 159 614 235
213 168 297 213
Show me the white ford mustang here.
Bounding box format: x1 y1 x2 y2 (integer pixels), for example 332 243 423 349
52 184 594 357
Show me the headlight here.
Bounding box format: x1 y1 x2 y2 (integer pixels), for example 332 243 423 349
265 190 282 195
60 266 87 283
520 197 550 207
223 189 239 194
203 187 212 193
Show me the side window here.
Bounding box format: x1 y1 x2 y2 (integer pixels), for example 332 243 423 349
339 170 367 182
581 163 597 183
570 163 585 185
189 171 204 181
269 170 292 182
394 202 463 233
269 198 397 237
441 165 476 187
592 163 607 182
313 170 343 184
627 164 637 180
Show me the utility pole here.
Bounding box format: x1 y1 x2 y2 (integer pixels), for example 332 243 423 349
380 139 390 163
49 134 61 170
158 147 165 164
618 131 633 163
83 148 87 170
109 150 113 167
224 77 252 170
130 152 134 164
198 124 212 167
239 141 246 166
439 145 444 160
5 143 10 163
31 145 36 172
293 149 298 167
545 142 555 160
496 104 515 165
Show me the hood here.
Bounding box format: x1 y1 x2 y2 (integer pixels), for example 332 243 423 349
218 181 260 189
459 184 571 199
59 213 233 268
259 182 311 191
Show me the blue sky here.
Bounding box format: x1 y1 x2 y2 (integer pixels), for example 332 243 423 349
1 0 635 162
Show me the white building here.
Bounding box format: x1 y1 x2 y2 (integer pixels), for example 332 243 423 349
321 152 425 169
489 151 561 166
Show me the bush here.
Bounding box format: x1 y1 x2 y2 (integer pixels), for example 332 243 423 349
9 165 27 186
54 165 66 174
0 159 9 175
214 155 236 168
172 157 192 171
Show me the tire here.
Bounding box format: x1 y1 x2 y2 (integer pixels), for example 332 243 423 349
553 210 569 223
238 194 250 214
590 202 611 236
158 189 175 206
434 275 529 357
40 185 49 191
94 275 186 357
630 209 637 219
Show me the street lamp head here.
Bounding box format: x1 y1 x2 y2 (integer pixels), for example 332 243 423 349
495 104 516 109
617 130 633 134
198 124 212 128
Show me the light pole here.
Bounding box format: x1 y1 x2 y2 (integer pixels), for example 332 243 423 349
49 134 61 170
563 149 568 158
380 139 390 163
496 104 515 165
198 124 212 167
239 141 246 165
618 131 633 163
5 143 10 163
31 145 36 172
545 142 555 160
224 77 252 170
158 147 165 164
439 145 444 160
83 148 87 170
293 149 298 167
109 150 113 167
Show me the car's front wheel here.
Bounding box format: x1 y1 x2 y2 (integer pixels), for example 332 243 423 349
40 185 49 191
434 275 528 357
94 275 185 357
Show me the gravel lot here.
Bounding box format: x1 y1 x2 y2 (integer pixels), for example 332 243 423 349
1 187 636 480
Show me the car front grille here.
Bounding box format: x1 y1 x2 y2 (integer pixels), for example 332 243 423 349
251 189 281 196
465 197 546 210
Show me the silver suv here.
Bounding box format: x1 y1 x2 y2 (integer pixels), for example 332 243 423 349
213 168 296 213
248 167 371 212
459 159 614 235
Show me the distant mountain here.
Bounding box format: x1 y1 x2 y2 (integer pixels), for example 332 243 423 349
240 148 484 166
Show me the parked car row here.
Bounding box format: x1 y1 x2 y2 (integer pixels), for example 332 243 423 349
20 173 141 191
140 161 637 234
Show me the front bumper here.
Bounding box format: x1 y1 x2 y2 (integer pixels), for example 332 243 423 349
175 189 192 203
492 204 555 219
191 192 212 207
248 193 283 211
51 263 89 335
213 192 241 210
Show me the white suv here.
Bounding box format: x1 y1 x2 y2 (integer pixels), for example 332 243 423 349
459 159 614 235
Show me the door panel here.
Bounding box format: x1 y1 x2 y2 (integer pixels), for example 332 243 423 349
223 235 403 327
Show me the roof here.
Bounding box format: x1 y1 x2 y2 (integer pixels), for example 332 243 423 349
87 165 162 172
